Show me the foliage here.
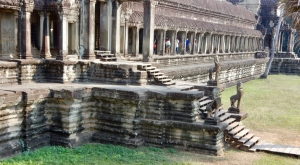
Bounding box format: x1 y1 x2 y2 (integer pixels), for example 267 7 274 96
0 144 180 165
280 0 300 30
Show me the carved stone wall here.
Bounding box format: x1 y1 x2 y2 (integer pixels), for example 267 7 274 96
0 85 227 158
162 58 268 87
89 61 148 85
1 59 148 85
0 61 19 85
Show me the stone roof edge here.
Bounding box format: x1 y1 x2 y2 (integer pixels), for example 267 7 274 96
128 12 263 37
159 0 257 24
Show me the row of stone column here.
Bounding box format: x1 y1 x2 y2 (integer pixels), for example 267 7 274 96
141 0 264 62
277 30 295 52
127 27 263 56
19 9 77 60
19 0 120 60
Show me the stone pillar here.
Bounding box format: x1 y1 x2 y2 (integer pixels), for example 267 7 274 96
124 20 129 55
14 11 19 58
41 12 52 58
219 35 222 53
277 32 282 52
236 36 240 52
250 37 253 52
83 0 96 60
111 1 122 55
74 22 79 54
39 12 44 51
160 30 166 55
231 36 235 53
143 0 156 62
287 30 295 52
100 0 113 51
171 30 176 55
259 38 262 50
245 36 249 52
57 11 68 60
210 34 214 54
204 33 209 54
279 33 283 52
191 32 196 54
240 36 244 52
132 26 140 56
21 10 33 59
197 33 202 54
220 35 225 53
254 38 257 51
227 35 231 53
181 31 187 55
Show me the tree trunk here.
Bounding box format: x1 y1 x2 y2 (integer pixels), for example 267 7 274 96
261 13 284 78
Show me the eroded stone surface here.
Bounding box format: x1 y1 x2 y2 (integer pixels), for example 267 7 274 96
0 83 227 158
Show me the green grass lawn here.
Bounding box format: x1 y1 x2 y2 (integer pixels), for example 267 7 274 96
1 75 300 165
221 75 300 137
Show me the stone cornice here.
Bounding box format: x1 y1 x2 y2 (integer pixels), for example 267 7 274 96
158 0 257 26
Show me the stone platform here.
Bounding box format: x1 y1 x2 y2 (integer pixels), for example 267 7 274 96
0 82 227 159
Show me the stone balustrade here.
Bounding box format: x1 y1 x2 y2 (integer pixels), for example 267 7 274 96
129 52 256 68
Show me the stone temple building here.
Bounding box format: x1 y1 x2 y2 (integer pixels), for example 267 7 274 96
0 0 298 159
228 0 300 74
0 0 265 60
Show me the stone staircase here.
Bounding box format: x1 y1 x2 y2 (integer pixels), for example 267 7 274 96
138 64 176 86
94 50 117 61
215 110 300 157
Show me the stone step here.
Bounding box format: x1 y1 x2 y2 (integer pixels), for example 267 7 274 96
97 54 115 57
145 67 156 71
218 110 227 116
238 133 254 144
160 79 172 83
95 50 111 54
199 106 206 112
180 86 194 91
226 121 240 131
199 99 213 106
219 113 231 122
222 118 236 125
149 69 162 73
155 76 168 80
228 125 245 135
138 64 152 70
199 96 209 102
233 129 249 140
187 89 199 92
152 73 164 77
101 57 117 61
162 82 176 86
242 136 260 150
